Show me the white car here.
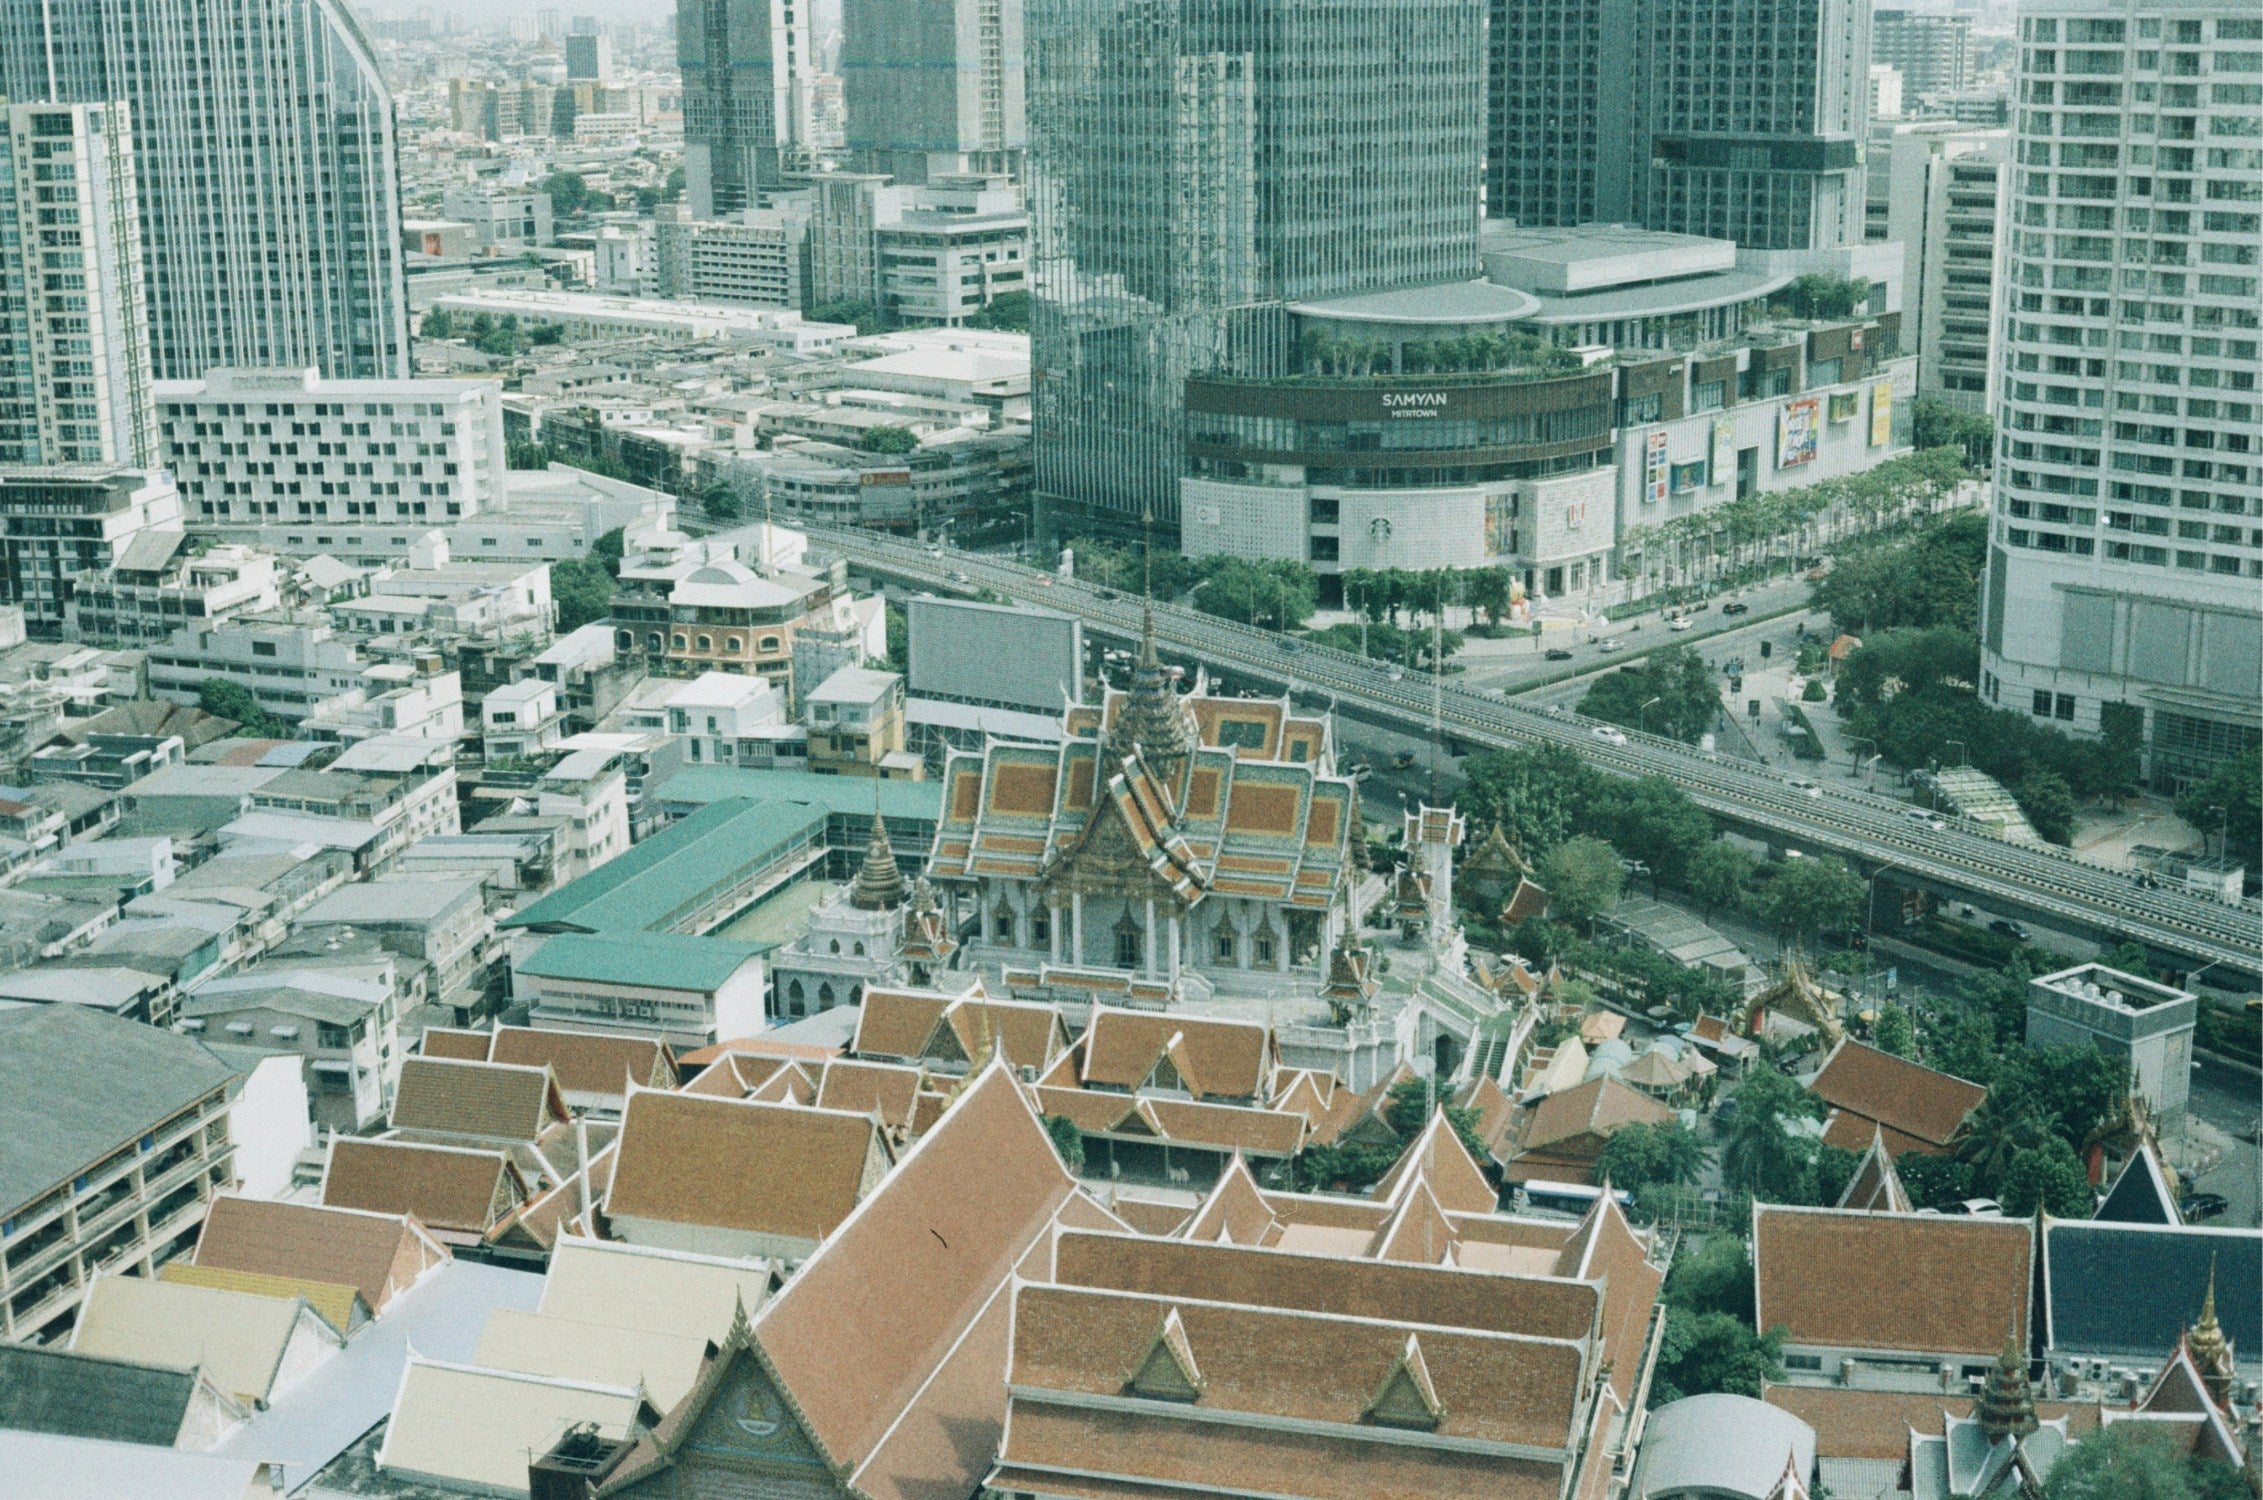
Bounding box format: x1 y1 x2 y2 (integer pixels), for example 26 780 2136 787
1669 617 1694 632
1903 808 1947 831
1788 777 1822 798
1596 638 1624 653
1591 726 1629 746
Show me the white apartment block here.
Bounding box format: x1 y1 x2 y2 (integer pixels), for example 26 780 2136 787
66 540 283 646
429 289 856 354
1979 0 2263 793
439 186 554 249
655 205 811 309
0 100 157 469
1872 122 2012 411
148 620 369 722
155 367 508 529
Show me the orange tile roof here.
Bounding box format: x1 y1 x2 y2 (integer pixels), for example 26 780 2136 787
191 1197 447 1314
1081 1007 1270 1100
389 1055 567 1143
604 1090 886 1243
815 1059 926 1134
322 1138 523 1238
1807 1040 1984 1151
1753 1205 2031 1358
1762 1384 2102 1460
488 1026 675 1096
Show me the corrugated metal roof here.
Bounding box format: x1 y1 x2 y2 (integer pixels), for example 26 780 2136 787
517 931 772 991
501 797 826 935
649 766 942 822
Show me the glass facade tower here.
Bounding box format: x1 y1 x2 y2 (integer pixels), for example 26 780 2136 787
0 0 409 381
679 0 817 217
1028 0 1486 532
1978 0 2262 791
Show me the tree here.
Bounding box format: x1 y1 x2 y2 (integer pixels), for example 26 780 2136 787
1812 1143 1863 1207
1871 1002 1915 1059
1757 856 1865 947
1459 567 1516 627
473 315 522 356
1578 645 1720 743
1651 1309 1786 1405
2042 1421 2251 1500
1593 1122 1709 1192
2175 746 2261 875
198 678 287 739
1663 1237 1756 1321
1833 626 1980 709
699 482 742 520
856 426 919 455
1812 510 1989 636
1460 745 1600 855
589 526 626 577
1043 1115 1086 1172
964 289 1030 332
540 170 594 217
1686 840 1757 920
1773 273 1872 320
1381 1081 1489 1163
420 307 455 339
1719 1067 1826 1202
1189 556 1319 631
1538 837 1624 929
1896 1151 1975 1209
1956 1087 2052 1194
809 299 885 335
1997 1136 2094 1217
551 557 618 633
1912 397 1995 471
2016 770 2080 846
1586 776 1716 885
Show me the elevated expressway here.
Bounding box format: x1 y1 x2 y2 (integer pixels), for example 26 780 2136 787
808 526 2263 983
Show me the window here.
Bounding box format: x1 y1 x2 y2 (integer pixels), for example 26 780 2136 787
2056 693 2076 721
1215 930 1236 961
2033 689 2055 716
1114 910 1142 969
992 905 1014 942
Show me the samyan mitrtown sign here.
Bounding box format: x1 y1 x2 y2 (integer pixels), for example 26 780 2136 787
1381 391 1450 419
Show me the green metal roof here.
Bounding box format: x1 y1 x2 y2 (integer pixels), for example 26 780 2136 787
650 766 942 822
501 797 827 935
516 932 774 991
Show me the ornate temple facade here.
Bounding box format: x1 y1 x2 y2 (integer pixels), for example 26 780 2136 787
925 610 1362 993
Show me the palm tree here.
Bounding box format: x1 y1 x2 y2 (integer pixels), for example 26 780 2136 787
1955 1089 2049 1192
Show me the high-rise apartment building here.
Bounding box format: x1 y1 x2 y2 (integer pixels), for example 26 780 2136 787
0 0 409 382
841 0 1026 184
1029 0 1486 531
679 0 816 217
1870 121 2010 410
1486 0 1871 251
1979 0 2263 792
0 100 157 469
1873 7 1975 97
1636 0 1874 249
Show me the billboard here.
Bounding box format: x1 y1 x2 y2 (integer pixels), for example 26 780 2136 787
1870 380 1894 447
1828 390 1860 424
1644 430 1669 503
1710 416 1736 486
906 596 1084 717
1670 460 1708 494
1777 397 1821 469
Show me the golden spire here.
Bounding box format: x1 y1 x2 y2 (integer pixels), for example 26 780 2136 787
2189 1255 2236 1411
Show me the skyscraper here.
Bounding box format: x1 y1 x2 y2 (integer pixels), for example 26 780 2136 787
1486 0 1871 252
1978 0 2262 791
1872 8 1974 98
0 100 157 468
679 0 817 217
1029 0 1486 531
0 0 409 381
842 0 1026 184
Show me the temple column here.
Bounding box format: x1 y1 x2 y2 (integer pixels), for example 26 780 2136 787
1275 911 1289 974
1070 890 1084 966
1049 900 1063 964
1144 896 1158 978
1167 916 1182 982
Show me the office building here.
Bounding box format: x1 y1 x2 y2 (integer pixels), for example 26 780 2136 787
565 27 612 83
439 186 554 251
1029 0 1486 533
679 0 816 217
1869 122 2010 410
0 0 411 380
842 0 1025 183
0 101 157 470
1977 0 2263 792
1635 0 1874 250
154 368 508 530
1872 7 1974 96
1486 0 1871 251
0 467 183 637
653 204 812 310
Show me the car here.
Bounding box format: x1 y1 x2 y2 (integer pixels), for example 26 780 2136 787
949 570 971 584
1591 726 1629 746
1278 639 1303 653
2180 1192 2229 1222
1392 751 1419 770
1385 664 1405 680
1788 777 1822 798
1094 588 1119 601
1670 617 1695 632
1596 638 1624 653
1942 1198 2003 1217
1721 601 1750 616
1346 762 1374 783
1989 918 2031 942
1544 647 1574 661
1545 704 1566 716
1723 657 1746 674
1903 808 1947 831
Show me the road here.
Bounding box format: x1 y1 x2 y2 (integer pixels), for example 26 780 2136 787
816 526 2263 980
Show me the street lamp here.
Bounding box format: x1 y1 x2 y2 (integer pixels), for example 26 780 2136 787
1945 739 1969 769
1849 735 1876 782
1866 860 1905 945
1640 696 1663 736
2207 805 2228 861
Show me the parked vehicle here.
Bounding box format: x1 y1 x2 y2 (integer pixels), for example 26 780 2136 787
1670 617 1695 632
2181 1193 2229 1222
1597 638 1624 653
1592 726 1629 746
1722 602 1750 616
1904 809 1947 831
1788 777 1822 797
1989 918 2031 942
1545 648 1574 661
